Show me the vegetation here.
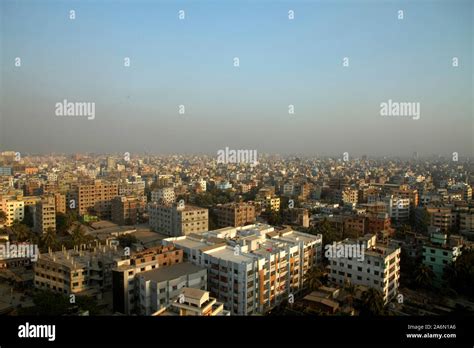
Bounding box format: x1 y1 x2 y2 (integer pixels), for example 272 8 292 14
413 264 435 289
359 288 386 316
117 234 138 248
18 290 101 316
445 249 474 298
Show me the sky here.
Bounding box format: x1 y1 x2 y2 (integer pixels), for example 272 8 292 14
0 0 472 157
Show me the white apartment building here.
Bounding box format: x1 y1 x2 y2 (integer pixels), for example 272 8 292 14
385 195 410 223
149 203 208 236
151 187 175 205
163 224 322 315
136 262 207 316
327 234 401 303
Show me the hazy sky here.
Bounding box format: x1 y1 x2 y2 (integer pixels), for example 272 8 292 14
0 0 472 156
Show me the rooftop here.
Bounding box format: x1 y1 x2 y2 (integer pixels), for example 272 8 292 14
138 262 205 283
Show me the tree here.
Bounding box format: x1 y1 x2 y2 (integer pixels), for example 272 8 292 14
41 227 58 250
413 264 435 289
445 249 474 298
304 266 324 291
360 288 385 316
56 212 73 234
71 224 90 246
0 210 6 226
11 222 32 242
314 218 339 246
117 234 138 248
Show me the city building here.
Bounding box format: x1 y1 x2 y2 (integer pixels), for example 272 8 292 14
136 262 207 315
161 287 230 316
34 196 56 234
149 203 208 236
0 197 24 226
163 224 322 315
327 234 401 303
34 243 124 296
422 228 463 286
111 196 146 225
73 180 119 218
214 202 256 228
150 187 175 205
112 245 184 314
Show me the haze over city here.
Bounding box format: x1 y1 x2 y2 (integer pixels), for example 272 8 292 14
1 0 472 156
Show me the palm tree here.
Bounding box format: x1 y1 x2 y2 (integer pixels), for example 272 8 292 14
414 264 435 289
361 288 385 316
71 224 89 246
41 227 57 250
304 266 324 291
11 222 32 242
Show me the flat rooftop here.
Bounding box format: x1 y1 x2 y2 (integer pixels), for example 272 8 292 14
205 246 257 263
139 262 205 283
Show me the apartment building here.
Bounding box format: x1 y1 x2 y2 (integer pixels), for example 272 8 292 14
34 196 56 234
256 195 280 212
163 224 322 315
422 228 463 286
327 234 401 303
34 244 124 296
343 215 366 236
366 213 392 235
74 180 119 218
340 188 359 205
460 209 474 239
136 262 207 315
150 187 175 205
426 206 457 233
112 245 183 314
385 195 410 223
214 202 256 228
54 193 67 214
0 197 24 226
111 196 146 225
149 203 208 236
